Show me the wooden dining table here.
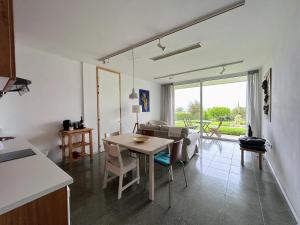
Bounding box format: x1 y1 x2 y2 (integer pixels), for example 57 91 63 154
104 133 174 201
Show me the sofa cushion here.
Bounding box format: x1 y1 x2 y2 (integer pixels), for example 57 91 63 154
160 125 170 131
153 130 169 139
139 124 160 130
147 120 168 126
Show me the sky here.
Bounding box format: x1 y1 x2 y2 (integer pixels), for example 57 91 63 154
175 81 246 110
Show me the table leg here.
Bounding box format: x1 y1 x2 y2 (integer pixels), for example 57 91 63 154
89 130 93 159
149 154 154 201
61 133 65 160
68 134 73 164
81 133 85 157
259 153 262 170
241 149 244 166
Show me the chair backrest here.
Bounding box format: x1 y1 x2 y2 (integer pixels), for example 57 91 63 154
217 119 224 129
187 118 193 126
170 139 184 165
183 118 189 127
104 131 120 139
103 141 123 168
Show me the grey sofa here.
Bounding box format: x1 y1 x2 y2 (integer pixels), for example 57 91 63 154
137 123 199 162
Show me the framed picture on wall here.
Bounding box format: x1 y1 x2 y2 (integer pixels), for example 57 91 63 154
262 68 272 122
139 89 150 112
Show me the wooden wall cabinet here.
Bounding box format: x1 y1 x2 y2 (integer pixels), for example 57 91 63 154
0 0 16 91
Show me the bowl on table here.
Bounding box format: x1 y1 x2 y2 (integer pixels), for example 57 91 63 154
133 136 149 143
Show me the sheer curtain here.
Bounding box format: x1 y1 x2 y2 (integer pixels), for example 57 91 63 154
247 70 262 137
161 83 175 125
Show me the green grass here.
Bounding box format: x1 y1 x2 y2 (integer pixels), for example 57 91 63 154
175 120 245 136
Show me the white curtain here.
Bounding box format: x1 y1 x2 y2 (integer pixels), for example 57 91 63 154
246 70 262 137
161 84 175 125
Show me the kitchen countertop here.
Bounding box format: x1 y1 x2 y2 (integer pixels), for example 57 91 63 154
0 137 73 215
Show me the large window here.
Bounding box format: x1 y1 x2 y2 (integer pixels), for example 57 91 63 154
174 76 247 141
175 83 200 131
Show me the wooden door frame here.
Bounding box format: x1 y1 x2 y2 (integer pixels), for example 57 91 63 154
96 66 122 152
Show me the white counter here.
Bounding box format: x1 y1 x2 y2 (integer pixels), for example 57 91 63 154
0 137 73 215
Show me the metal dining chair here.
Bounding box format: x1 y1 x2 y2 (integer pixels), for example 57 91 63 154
154 139 188 208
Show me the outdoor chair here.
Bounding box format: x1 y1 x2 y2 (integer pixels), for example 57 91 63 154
183 118 198 130
209 118 224 138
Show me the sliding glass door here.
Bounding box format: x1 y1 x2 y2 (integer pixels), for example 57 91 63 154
202 77 247 140
174 82 201 132
174 75 247 141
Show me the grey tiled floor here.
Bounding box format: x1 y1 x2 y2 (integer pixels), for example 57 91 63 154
61 139 297 225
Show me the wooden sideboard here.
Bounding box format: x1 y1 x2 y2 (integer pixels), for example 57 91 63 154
59 128 94 164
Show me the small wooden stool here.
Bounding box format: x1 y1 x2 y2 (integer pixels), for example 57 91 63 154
240 147 266 170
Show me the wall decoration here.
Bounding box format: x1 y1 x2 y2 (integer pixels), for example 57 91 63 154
262 68 272 122
139 89 150 112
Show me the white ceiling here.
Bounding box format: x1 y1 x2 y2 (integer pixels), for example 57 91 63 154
14 0 289 84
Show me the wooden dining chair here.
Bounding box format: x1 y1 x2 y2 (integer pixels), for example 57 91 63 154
104 131 120 138
102 142 140 199
104 131 127 151
154 139 188 208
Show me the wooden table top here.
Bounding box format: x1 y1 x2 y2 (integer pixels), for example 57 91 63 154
104 133 174 155
60 128 93 134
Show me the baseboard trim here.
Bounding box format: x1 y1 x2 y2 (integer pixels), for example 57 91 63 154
266 157 299 224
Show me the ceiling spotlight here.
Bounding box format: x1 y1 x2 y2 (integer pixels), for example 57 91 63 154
220 66 226 75
102 58 110 64
157 39 166 51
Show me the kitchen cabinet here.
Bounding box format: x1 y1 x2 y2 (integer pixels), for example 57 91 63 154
0 187 69 225
0 0 16 91
0 137 73 225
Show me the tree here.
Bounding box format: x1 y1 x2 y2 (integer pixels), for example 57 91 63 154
203 110 211 120
187 100 200 119
232 106 246 119
176 107 184 112
206 107 231 121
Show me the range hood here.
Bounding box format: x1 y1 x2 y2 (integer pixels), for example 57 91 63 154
0 77 32 98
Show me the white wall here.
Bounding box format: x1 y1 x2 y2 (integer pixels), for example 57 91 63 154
0 44 83 162
82 63 98 151
121 73 161 133
262 0 300 221
0 48 161 161
83 63 161 151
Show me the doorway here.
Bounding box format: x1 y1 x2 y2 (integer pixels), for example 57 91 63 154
96 67 122 151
